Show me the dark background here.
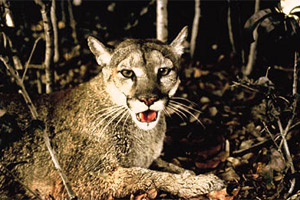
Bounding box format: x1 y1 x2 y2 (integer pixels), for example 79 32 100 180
7 0 280 64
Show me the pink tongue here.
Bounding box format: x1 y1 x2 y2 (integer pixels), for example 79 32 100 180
139 111 157 122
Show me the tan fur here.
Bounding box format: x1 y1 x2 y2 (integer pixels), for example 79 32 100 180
0 27 224 199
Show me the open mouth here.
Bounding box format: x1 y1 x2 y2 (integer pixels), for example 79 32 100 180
136 110 158 123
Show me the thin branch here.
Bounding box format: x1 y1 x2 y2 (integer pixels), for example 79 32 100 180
232 81 260 92
276 51 298 197
227 0 236 54
290 120 300 130
190 0 200 58
232 138 273 157
262 121 280 150
61 0 66 25
278 119 296 198
22 37 42 82
243 0 260 76
0 56 77 200
43 128 77 199
3 33 23 70
67 0 78 44
0 56 38 118
292 51 298 96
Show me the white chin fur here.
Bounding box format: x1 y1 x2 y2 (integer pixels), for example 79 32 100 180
131 111 161 130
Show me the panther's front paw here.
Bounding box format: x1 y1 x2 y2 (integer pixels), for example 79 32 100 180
176 173 225 199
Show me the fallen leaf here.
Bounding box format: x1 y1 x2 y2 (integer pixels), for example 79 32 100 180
0 109 6 117
220 167 240 181
209 106 218 117
200 96 210 104
227 157 241 168
208 188 234 200
194 68 202 78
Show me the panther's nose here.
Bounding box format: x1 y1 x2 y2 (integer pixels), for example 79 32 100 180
139 97 158 106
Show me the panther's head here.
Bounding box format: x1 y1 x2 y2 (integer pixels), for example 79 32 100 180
88 27 188 130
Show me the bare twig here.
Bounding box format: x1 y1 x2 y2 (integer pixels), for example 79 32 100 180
227 0 236 54
156 0 168 42
43 127 77 200
278 120 296 197
190 0 200 58
61 0 66 26
232 81 260 92
0 56 38 118
262 121 280 150
2 32 23 70
36 70 42 94
67 0 78 44
27 64 44 69
243 0 260 76
35 0 55 94
0 56 77 200
292 51 298 96
290 120 300 130
276 51 298 198
232 137 274 157
22 37 42 82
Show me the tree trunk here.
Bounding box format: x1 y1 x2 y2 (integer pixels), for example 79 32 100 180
35 0 55 94
156 0 168 43
190 0 201 58
67 0 78 44
51 0 59 63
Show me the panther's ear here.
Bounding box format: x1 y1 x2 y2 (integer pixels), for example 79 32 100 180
87 36 112 66
170 26 188 57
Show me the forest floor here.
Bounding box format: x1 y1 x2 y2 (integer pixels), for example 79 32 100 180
159 55 300 199
1 18 300 200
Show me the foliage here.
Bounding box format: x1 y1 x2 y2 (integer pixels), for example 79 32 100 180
244 5 300 65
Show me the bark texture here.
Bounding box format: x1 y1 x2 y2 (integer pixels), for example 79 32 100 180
156 0 168 42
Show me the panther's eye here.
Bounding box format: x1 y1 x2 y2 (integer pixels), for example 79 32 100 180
158 67 171 76
120 69 135 78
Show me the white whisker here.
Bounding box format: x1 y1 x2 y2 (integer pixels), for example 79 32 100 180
91 106 125 132
163 109 171 118
169 101 203 126
170 100 201 113
113 109 129 131
171 96 198 106
98 108 127 137
122 112 131 131
90 105 122 118
167 104 187 121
